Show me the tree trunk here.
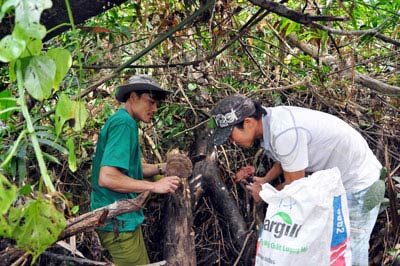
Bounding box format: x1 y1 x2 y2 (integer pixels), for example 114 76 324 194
192 125 257 265
164 152 196 266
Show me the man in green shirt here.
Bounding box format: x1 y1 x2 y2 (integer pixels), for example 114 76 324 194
90 75 181 266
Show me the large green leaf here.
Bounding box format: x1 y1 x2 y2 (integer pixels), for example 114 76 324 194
363 179 386 212
9 198 66 263
22 56 56 100
0 0 51 62
46 48 72 90
0 35 26 63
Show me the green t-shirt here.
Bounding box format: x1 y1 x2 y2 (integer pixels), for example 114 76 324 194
90 108 144 232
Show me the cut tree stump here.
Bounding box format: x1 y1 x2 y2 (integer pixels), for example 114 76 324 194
164 151 196 266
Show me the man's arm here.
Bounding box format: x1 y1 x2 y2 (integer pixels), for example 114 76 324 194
263 162 284 183
98 166 180 194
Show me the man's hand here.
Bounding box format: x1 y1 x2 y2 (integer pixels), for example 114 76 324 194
151 175 181 194
235 165 255 183
246 182 262 202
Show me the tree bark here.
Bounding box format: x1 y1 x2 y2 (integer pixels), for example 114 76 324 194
164 152 196 266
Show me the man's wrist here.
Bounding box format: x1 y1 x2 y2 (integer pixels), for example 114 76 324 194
149 182 156 193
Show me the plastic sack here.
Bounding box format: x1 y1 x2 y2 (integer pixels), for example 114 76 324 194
255 167 351 266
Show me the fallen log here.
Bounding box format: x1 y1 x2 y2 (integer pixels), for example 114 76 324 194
58 191 149 240
164 152 196 266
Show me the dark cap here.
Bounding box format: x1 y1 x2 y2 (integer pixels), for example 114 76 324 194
115 75 171 102
211 94 255 145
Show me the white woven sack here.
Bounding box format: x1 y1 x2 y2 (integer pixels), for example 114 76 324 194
255 167 351 266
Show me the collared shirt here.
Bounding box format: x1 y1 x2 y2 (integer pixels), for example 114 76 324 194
90 108 144 232
260 106 381 192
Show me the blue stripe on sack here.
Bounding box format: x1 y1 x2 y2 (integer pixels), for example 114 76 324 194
331 195 348 247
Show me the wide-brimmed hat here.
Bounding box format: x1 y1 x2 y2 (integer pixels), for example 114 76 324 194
115 75 171 102
211 94 256 145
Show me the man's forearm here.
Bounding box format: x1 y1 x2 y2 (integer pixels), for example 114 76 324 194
263 162 283 183
99 166 155 193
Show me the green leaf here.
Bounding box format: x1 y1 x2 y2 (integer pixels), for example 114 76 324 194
9 198 66 263
363 179 386 212
17 158 26 183
66 137 77 172
37 137 69 155
19 185 33 196
71 205 79 215
8 0 51 39
0 35 26 62
42 151 62 165
0 173 17 215
20 38 43 57
271 211 293 225
12 22 46 43
55 93 74 136
22 56 56 100
46 48 72 90
71 101 89 132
